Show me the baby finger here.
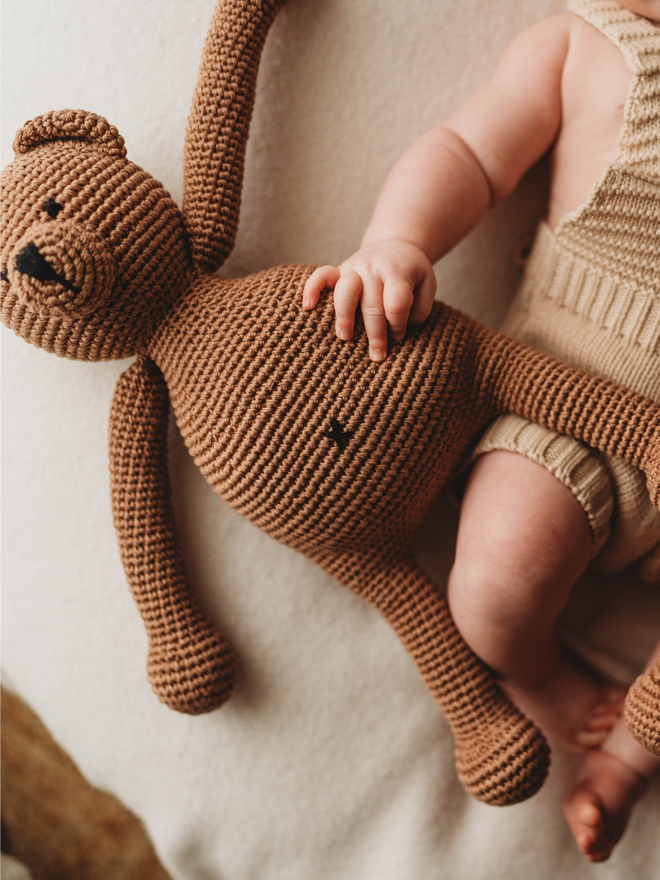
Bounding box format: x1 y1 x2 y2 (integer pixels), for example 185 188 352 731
302 265 340 309
409 270 438 324
360 274 388 361
383 276 414 342
333 266 363 341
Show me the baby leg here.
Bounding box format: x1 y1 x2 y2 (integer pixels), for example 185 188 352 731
448 450 623 752
564 643 660 862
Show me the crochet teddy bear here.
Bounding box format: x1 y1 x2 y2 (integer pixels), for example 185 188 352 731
2 0 659 807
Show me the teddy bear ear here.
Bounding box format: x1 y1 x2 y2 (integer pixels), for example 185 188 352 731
13 109 127 158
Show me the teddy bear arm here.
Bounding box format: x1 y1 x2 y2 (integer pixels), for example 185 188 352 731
108 355 236 714
479 331 660 507
182 0 289 273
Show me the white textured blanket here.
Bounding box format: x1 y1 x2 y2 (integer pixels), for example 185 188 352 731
2 0 659 877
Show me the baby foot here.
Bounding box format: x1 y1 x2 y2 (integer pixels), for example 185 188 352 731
564 749 649 862
502 656 625 753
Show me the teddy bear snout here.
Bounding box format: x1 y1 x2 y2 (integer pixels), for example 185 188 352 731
8 220 115 317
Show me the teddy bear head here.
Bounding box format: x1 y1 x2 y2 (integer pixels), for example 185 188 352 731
1 110 191 360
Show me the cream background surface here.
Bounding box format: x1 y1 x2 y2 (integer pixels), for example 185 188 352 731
2 1 659 877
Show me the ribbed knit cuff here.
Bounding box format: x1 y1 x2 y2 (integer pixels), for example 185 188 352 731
471 415 614 547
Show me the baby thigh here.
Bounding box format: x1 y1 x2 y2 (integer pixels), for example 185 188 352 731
447 450 594 685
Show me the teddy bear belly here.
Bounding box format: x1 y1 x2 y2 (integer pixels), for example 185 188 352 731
152 266 483 553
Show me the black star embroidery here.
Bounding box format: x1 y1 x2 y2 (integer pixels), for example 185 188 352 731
324 419 353 450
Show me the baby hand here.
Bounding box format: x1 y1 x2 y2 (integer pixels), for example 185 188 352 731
302 241 437 362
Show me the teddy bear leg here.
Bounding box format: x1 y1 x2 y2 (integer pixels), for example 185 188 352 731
311 546 550 805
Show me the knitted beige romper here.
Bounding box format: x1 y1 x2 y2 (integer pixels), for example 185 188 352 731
474 0 660 572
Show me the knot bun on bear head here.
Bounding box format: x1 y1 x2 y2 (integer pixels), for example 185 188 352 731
9 220 115 317
13 109 127 158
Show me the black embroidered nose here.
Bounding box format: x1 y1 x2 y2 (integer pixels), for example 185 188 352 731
14 242 80 293
324 419 353 450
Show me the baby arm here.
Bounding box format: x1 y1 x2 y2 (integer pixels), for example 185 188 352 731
303 14 569 361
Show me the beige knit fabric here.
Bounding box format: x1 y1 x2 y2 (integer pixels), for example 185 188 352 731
473 0 660 562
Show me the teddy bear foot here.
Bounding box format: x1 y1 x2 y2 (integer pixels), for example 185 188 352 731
454 713 550 806
146 626 236 715
624 661 660 756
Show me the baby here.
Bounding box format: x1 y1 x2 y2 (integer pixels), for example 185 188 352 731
303 0 660 863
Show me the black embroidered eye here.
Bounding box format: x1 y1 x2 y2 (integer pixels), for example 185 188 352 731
43 198 64 219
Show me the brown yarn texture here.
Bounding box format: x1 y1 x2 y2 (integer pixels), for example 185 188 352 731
183 0 285 272
1 132 190 360
109 356 236 714
625 660 660 756
2 0 659 807
13 109 128 158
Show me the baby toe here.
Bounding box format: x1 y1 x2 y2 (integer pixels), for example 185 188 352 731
575 728 610 749
585 831 615 863
580 696 624 741
592 697 625 716
604 685 628 704
576 797 602 829
584 711 620 732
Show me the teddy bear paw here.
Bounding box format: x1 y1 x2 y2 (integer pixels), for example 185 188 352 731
146 626 236 715
624 661 660 757
455 714 550 806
